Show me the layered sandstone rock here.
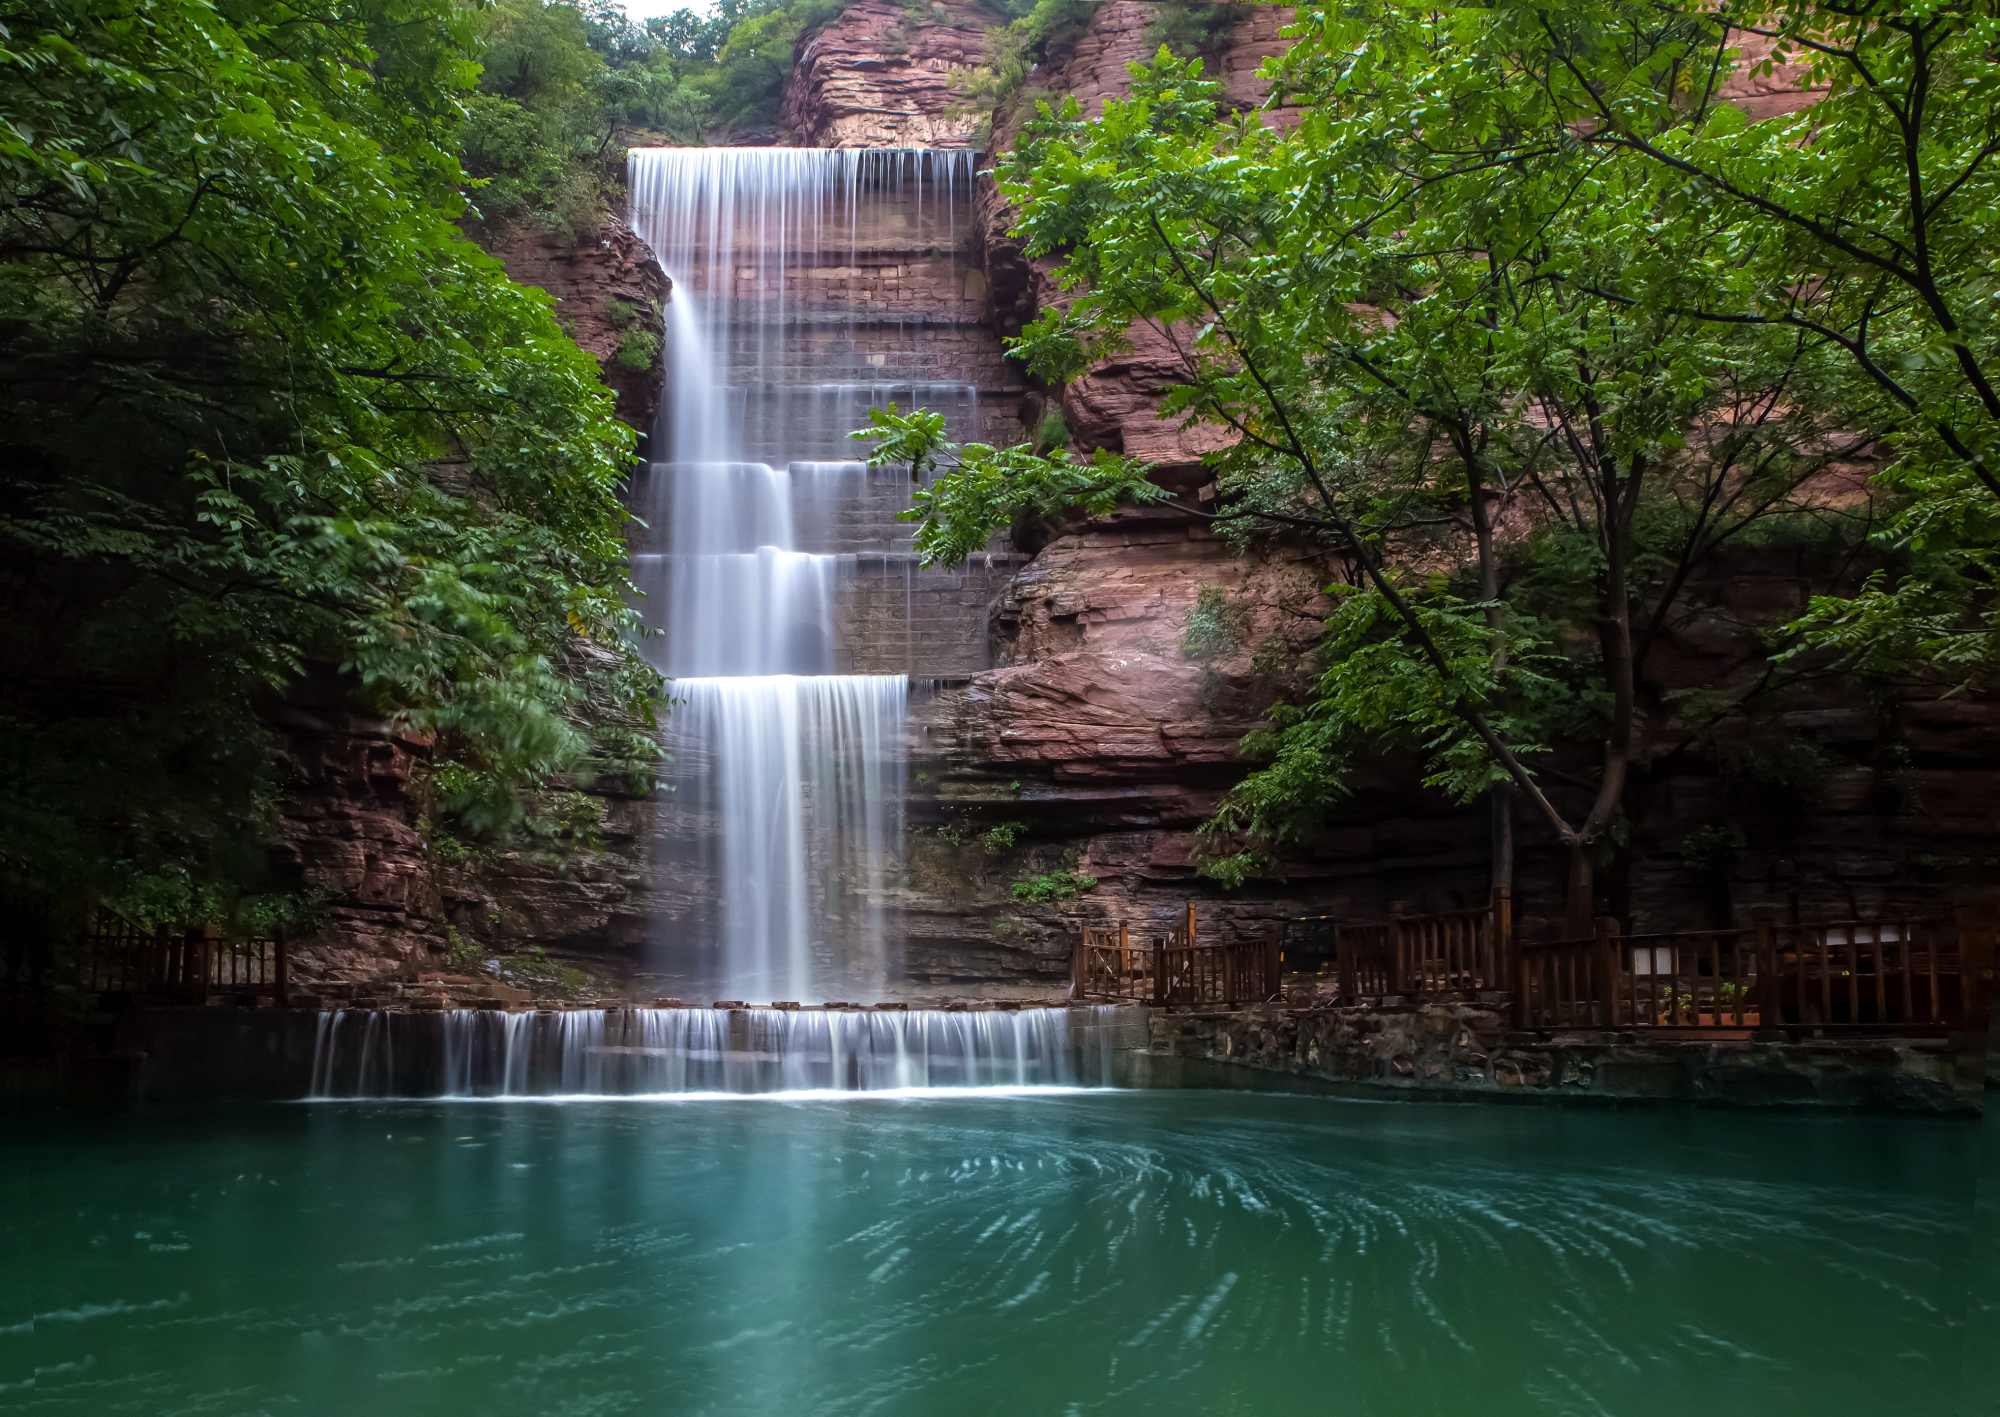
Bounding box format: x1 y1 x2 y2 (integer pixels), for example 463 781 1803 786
906 509 2000 978
782 0 990 148
275 701 444 982
897 2 1998 973
1717 28 1830 120
272 219 669 986
481 216 669 434
984 500 1333 679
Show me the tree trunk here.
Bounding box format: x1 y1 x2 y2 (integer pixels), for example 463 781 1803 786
1467 464 1514 899
1565 841 1593 940
1570 454 1641 938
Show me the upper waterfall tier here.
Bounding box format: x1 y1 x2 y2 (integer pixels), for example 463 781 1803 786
629 147 988 466
627 147 992 680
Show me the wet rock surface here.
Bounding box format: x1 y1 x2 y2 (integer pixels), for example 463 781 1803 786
275 704 443 982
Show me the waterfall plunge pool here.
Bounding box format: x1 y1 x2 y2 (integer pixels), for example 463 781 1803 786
8 1094 1987 1414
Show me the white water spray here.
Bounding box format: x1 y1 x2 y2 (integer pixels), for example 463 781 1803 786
625 148 984 1001
306 1007 1115 1097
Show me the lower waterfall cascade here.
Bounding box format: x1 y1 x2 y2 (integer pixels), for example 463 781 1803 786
306 1007 1116 1098
664 675 907 1003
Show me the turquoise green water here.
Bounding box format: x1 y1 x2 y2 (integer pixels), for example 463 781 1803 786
3 1093 1985 1415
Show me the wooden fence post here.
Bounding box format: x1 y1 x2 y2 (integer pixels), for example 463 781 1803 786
1751 904 1780 1032
273 923 288 1005
149 924 170 994
1492 887 1524 1027
1955 891 1997 1036
1593 915 1621 1029
1388 902 1408 995
182 926 206 997
1267 923 1282 1003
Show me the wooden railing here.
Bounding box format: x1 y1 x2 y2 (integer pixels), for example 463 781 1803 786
1077 923 1151 1002
1515 930 1610 1030
1762 916 1961 1031
1613 925 1761 1028
1332 893 1513 1002
1081 894 1992 1036
1516 910 1986 1035
75 915 289 1002
1075 904 1280 1007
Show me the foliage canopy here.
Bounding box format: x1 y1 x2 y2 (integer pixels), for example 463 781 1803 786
878 5 1991 918
0 0 660 930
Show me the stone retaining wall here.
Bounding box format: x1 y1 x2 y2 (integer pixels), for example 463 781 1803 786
1127 1002 1988 1114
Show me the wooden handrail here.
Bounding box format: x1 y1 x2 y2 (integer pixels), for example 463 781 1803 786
75 914 287 1001
1329 891 1513 1005
1080 892 1971 1036
1516 913 1970 1034
1075 904 1280 1007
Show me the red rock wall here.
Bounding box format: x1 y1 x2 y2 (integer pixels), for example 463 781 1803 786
901 518 2000 992
479 216 669 435
271 219 669 985
973 3 1297 465
877 2 1998 995
782 0 991 148
272 698 443 983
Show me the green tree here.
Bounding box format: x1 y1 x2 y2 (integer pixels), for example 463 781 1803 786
0 0 660 937
1287 4 2000 689
461 0 713 238
851 405 1164 568
882 43 1873 928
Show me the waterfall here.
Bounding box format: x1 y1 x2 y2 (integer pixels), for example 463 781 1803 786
305 1007 1115 1098
626 147 984 1002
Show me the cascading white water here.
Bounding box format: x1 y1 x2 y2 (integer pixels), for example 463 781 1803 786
668 676 905 999
626 147 984 1001
306 1007 1115 1097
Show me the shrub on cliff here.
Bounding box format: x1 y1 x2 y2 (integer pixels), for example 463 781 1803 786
0 0 661 936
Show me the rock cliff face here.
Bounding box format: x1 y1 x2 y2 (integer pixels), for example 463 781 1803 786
276 699 661 986
274 216 669 985
480 216 669 436
870 1 1995 980
972 3 1298 463
275 699 443 982
907 518 2000 985
781 0 989 148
